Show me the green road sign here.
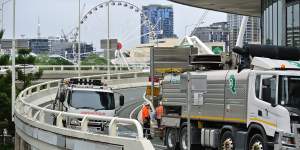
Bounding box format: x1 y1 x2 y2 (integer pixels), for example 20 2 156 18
211 46 223 54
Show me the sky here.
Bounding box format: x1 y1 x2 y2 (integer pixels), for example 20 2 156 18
2 0 227 50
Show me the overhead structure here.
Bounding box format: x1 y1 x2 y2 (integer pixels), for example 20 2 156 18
168 0 260 16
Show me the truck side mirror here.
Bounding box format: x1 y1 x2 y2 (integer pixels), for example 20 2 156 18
119 95 124 106
270 98 277 107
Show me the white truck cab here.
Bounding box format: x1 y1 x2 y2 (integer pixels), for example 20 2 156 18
247 57 300 149
53 78 124 132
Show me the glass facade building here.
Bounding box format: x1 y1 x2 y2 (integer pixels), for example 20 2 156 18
29 39 49 54
191 22 229 50
227 14 261 50
262 0 300 47
141 5 174 44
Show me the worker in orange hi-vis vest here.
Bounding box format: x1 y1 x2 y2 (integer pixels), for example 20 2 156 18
142 102 152 139
155 101 164 128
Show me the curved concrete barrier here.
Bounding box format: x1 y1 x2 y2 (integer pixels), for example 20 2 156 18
14 72 154 150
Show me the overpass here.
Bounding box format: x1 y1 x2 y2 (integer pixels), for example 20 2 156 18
14 72 156 150
0 64 148 79
37 65 148 79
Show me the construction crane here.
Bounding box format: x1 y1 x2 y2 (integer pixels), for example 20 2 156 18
59 3 86 61
60 27 79 60
190 10 209 36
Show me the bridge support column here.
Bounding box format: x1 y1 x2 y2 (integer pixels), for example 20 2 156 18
15 132 28 150
14 132 20 150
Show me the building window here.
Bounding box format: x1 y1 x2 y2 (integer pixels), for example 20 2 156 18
263 0 299 47
262 0 285 45
286 1 300 47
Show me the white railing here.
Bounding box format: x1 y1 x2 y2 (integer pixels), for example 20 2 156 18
0 64 149 72
14 72 153 150
0 66 10 70
38 65 148 72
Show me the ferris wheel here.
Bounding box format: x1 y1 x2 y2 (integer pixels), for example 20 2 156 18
79 0 157 69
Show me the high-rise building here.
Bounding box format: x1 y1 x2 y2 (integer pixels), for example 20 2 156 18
29 39 49 54
141 5 174 44
227 14 261 50
191 22 229 50
170 0 300 48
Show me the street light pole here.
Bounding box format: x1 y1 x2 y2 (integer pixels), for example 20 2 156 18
187 72 192 150
77 0 81 77
107 1 110 80
11 0 16 121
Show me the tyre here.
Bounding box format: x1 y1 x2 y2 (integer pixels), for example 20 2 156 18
165 128 178 150
179 126 188 150
179 126 202 150
248 134 267 150
219 130 235 150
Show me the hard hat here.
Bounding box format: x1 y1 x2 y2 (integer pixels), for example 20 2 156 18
144 102 150 105
159 101 163 105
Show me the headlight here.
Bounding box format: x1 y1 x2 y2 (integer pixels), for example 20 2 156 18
281 136 295 145
70 119 81 126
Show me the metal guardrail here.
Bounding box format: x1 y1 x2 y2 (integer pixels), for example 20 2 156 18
0 65 149 72
14 72 154 150
37 65 149 71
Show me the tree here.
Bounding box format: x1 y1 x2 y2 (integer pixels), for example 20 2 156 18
16 48 43 89
0 54 9 65
35 54 74 65
0 29 14 136
81 53 107 65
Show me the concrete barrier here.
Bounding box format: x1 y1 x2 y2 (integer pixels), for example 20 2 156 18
14 72 154 150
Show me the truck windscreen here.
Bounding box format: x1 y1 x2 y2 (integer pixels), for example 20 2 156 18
69 91 115 110
279 76 300 109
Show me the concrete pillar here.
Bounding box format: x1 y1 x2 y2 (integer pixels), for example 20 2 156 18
14 132 20 150
20 136 24 150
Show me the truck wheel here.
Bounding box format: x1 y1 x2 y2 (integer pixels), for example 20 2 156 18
248 134 266 150
220 130 235 150
166 128 178 150
179 126 188 150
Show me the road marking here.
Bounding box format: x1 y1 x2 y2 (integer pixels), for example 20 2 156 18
130 104 143 119
116 100 140 116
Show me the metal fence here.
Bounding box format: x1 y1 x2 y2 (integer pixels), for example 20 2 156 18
0 134 13 145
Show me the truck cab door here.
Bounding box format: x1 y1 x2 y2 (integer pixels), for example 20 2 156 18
248 73 279 136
